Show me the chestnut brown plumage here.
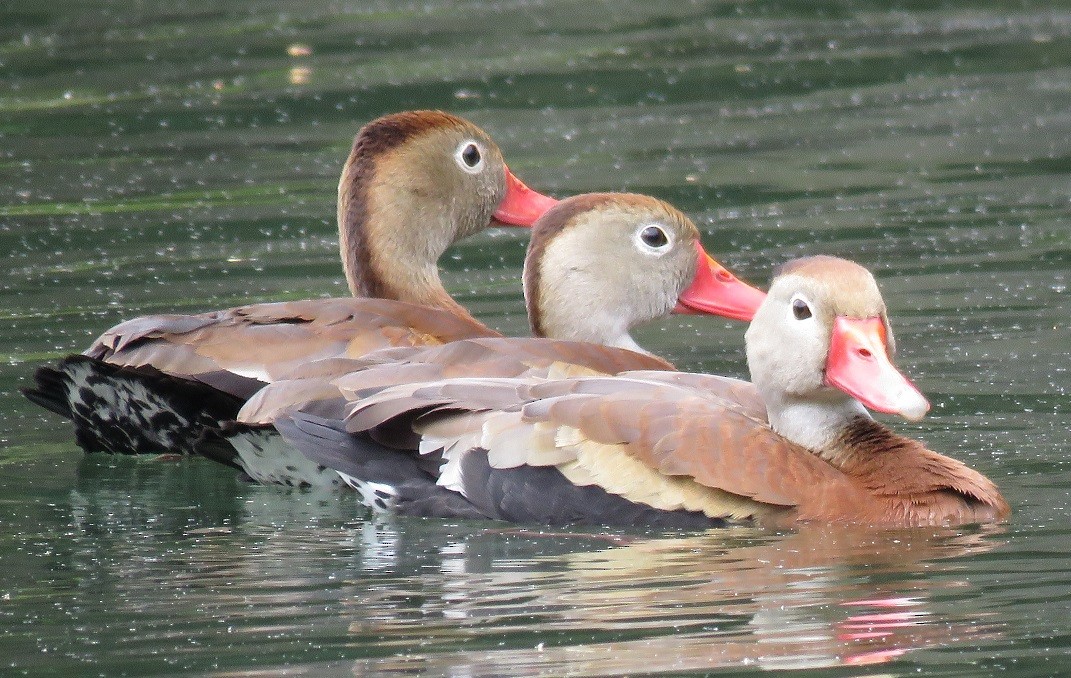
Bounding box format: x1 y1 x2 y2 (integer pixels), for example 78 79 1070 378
23 110 552 457
235 194 763 414
271 256 1007 527
226 192 767 487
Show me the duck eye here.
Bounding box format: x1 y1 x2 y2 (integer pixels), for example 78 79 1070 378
792 298 812 320
461 144 480 167
640 226 669 248
454 141 485 174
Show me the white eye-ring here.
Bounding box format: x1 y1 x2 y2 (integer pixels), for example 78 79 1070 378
790 293 814 321
634 224 672 255
454 140 485 174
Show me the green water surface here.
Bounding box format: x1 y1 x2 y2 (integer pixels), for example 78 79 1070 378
2 1 1070 675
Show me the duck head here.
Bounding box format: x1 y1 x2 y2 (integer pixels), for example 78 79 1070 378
745 256 929 448
523 193 765 351
338 110 557 306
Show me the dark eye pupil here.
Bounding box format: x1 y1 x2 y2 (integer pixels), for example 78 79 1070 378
792 299 812 320
461 144 481 167
640 226 668 247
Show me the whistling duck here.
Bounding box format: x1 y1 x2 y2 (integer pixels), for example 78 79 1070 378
270 256 1008 527
22 110 557 456
216 192 766 487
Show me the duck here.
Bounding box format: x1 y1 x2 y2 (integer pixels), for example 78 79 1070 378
22 110 558 457
214 192 767 488
268 255 1008 527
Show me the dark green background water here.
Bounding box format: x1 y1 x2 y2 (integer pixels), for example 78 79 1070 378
3 1 1070 675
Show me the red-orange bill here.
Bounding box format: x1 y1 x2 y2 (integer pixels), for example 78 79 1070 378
674 242 766 322
493 167 559 226
824 315 930 421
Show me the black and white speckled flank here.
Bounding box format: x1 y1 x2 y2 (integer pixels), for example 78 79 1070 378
21 355 243 458
274 413 487 517
220 427 344 490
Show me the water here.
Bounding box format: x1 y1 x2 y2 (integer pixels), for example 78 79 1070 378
2 1 1070 674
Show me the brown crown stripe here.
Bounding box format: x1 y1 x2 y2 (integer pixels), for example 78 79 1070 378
774 256 880 302
774 254 853 279
524 193 687 337
339 111 471 299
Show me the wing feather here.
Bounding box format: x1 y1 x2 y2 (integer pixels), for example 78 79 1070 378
85 298 496 400
493 375 860 510
332 371 841 516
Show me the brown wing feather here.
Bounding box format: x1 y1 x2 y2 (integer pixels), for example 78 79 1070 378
301 367 1004 527
380 378 790 522
329 372 859 514
621 370 768 421
237 335 675 439
348 337 674 380
86 298 497 400
239 377 348 425
251 336 673 433
511 377 865 509
342 377 535 434
540 384 1007 526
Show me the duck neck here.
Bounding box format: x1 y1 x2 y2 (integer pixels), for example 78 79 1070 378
531 301 647 352
337 164 476 322
763 389 872 466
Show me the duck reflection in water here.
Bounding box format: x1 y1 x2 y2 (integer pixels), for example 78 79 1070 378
57 454 1005 674
338 523 1006 673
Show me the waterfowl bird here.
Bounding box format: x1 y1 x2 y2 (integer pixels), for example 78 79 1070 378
218 192 766 487
272 255 1008 527
22 110 557 456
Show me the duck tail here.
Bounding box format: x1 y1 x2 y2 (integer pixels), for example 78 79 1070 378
22 355 243 456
